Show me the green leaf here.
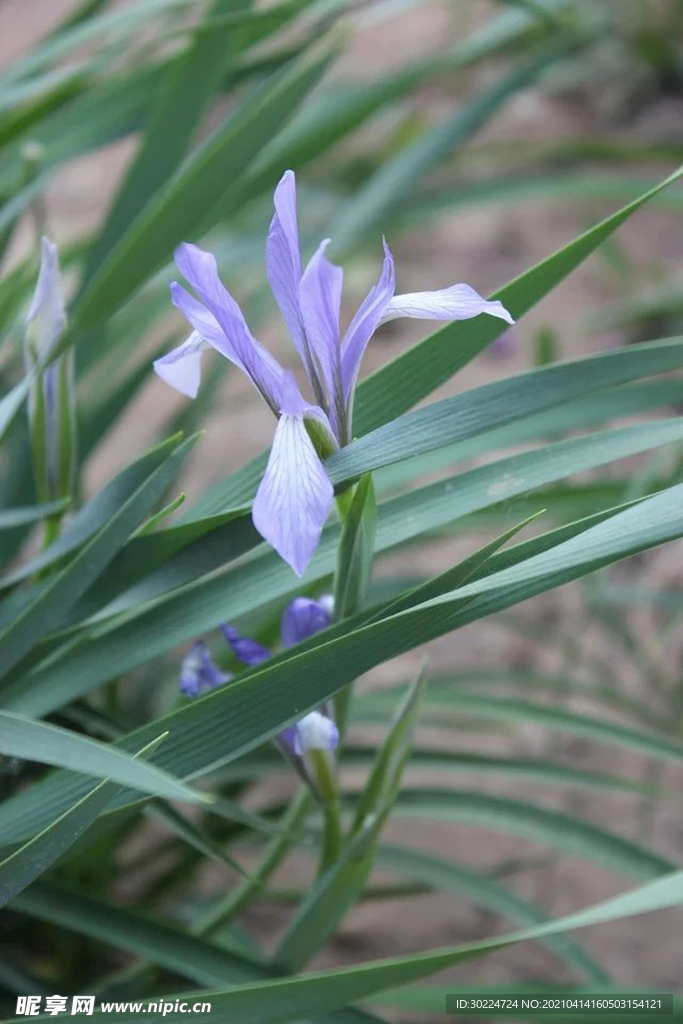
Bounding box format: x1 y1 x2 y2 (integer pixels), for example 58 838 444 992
334 474 376 620
352 165 683 438
13 879 263 986
351 665 428 834
0 433 186 587
390 693 683 766
367 513 544 624
329 41 578 257
0 499 68 529
70 38 336 333
329 338 683 483
0 375 32 446
0 735 164 908
376 843 609 983
83 0 256 282
9 416 683 718
249 0 570 189
12 881 385 1024
145 801 247 877
389 790 671 879
0 434 198 678
0 711 208 804
20 868 683 1023
276 664 428 972
217 745 669 800
273 818 381 973
4 481 683 848
192 332 683 520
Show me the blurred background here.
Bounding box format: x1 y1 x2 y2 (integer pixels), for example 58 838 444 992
2 0 683 1013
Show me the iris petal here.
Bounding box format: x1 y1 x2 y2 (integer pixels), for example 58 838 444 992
266 170 304 354
153 331 208 398
174 242 285 413
252 378 334 578
379 283 515 326
340 240 395 404
26 236 66 359
300 239 344 437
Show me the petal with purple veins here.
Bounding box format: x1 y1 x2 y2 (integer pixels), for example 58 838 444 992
379 283 515 327
340 240 395 406
174 242 285 413
153 331 208 398
300 239 344 436
252 378 334 577
266 170 304 353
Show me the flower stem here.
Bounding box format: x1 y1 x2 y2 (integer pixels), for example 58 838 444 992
308 748 342 874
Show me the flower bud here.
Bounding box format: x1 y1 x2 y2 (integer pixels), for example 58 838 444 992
280 595 333 647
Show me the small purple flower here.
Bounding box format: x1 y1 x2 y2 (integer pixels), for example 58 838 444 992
179 640 231 697
154 171 514 576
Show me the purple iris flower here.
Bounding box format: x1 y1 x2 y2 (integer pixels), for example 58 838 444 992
179 640 231 697
221 594 338 756
154 170 514 576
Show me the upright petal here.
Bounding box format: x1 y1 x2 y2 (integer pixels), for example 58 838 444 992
378 283 515 327
300 240 344 437
266 170 303 352
26 236 66 360
266 171 327 402
340 240 395 404
174 242 285 413
281 595 333 647
153 331 208 398
252 375 334 577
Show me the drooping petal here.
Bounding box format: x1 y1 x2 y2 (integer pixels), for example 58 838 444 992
174 242 285 413
340 240 395 404
26 236 66 360
292 711 339 755
281 595 333 647
153 331 208 398
378 283 515 327
252 375 334 577
220 624 271 667
300 239 344 436
170 282 225 347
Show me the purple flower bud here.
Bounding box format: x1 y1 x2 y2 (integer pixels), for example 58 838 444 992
179 641 230 698
280 595 333 647
26 236 66 361
220 623 271 667
292 711 339 755
279 711 339 758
